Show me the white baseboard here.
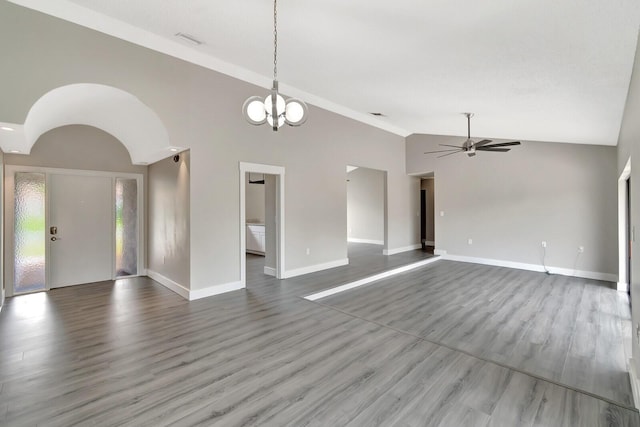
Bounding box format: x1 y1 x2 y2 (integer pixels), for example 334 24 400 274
147 270 244 300
348 238 384 245
618 281 630 292
304 256 440 301
147 270 190 300
383 244 422 256
264 266 276 277
190 281 244 300
440 253 617 282
283 258 349 279
629 359 640 410
434 248 447 256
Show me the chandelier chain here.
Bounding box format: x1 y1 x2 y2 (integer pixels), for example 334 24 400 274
273 0 278 81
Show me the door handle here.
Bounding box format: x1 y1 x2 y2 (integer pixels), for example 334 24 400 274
50 226 57 235
51 236 57 241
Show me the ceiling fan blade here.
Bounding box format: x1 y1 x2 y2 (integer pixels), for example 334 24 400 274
482 141 521 148
473 139 493 147
476 147 510 152
438 150 462 158
440 144 464 149
424 148 462 154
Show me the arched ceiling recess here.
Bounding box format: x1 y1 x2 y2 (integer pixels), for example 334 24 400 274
0 83 182 164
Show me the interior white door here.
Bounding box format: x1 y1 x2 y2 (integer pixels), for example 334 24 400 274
49 174 113 288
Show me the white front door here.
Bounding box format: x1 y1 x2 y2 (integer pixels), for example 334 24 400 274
49 174 113 288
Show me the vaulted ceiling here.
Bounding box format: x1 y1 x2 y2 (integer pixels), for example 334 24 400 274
10 0 640 145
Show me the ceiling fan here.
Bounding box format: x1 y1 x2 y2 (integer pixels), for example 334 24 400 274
424 113 521 158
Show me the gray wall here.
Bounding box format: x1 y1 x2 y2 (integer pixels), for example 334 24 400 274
407 135 618 275
0 2 419 291
347 167 385 244
420 178 435 244
148 151 190 287
617 30 640 380
4 125 147 175
245 174 265 224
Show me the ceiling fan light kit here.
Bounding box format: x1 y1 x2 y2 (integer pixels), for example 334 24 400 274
242 0 308 131
424 113 521 158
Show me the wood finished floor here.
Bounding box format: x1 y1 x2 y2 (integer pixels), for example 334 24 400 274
0 243 637 426
320 259 634 408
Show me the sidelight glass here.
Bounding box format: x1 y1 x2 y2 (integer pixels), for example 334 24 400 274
14 172 46 293
115 178 138 277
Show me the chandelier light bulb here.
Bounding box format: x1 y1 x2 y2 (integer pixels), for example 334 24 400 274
243 96 268 125
265 93 286 116
285 99 308 126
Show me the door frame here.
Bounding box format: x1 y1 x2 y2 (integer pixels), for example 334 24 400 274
5 165 145 296
239 162 285 284
618 157 632 292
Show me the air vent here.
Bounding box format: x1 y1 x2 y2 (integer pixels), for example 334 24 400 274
175 32 204 46
369 112 386 117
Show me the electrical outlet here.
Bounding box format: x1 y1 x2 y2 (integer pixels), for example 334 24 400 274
468 238 473 245
541 241 547 248
440 211 445 217
306 248 310 255
578 246 584 253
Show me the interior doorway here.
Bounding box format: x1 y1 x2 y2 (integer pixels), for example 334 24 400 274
627 177 632 305
618 158 632 296
420 175 435 253
346 165 386 257
6 166 144 296
244 171 277 285
239 162 285 287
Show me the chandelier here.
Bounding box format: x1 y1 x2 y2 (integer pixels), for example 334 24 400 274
242 0 308 131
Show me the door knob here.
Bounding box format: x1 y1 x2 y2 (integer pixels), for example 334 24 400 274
51 236 57 241
50 226 57 235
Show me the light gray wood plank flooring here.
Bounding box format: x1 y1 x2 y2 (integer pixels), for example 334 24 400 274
0 244 637 426
321 259 634 409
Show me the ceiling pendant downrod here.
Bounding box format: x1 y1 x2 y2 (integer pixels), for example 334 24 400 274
242 0 308 131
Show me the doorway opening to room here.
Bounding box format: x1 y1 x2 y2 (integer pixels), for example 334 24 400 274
628 177 632 303
420 175 435 254
239 162 284 288
618 158 631 302
346 165 387 260
6 166 144 296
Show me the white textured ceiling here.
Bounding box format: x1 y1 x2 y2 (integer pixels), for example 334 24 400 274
11 0 640 145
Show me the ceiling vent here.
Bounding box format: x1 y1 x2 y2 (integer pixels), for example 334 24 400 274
175 32 203 46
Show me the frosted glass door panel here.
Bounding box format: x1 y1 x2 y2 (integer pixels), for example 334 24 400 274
115 178 138 277
14 173 46 293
